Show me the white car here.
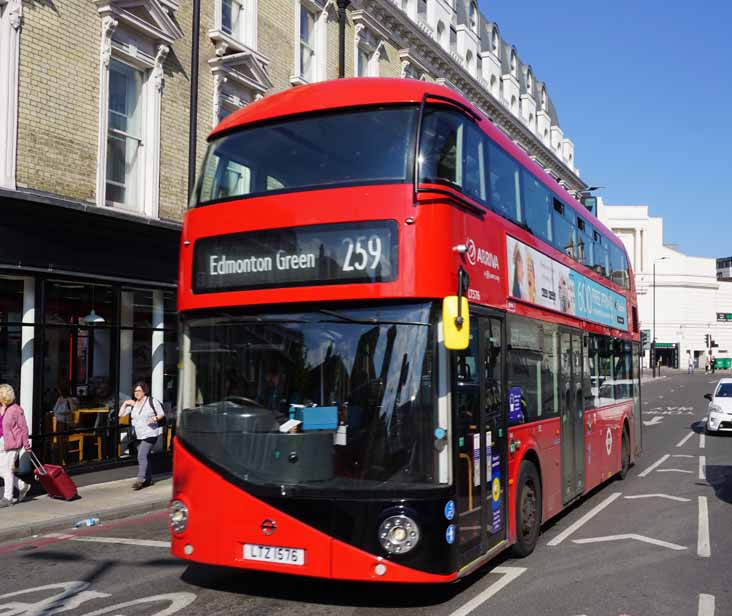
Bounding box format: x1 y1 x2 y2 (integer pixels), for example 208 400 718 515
704 378 732 434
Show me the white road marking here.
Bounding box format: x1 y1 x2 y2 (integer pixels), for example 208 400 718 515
698 593 715 616
547 493 621 546
638 454 670 477
672 454 694 458
657 469 693 474
700 433 706 449
699 456 706 481
572 533 686 551
69 536 171 548
447 566 526 616
624 494 691 502
698 496 710 557
676 432 694 447
707 380 717 384
643 416 663 426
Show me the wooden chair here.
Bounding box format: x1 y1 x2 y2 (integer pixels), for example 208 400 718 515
51 417 84 465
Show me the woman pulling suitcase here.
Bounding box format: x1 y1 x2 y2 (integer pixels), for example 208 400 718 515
0 384 32 507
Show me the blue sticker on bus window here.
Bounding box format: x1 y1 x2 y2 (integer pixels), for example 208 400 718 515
444 500 455 521
509 387 524 424
445 524 456 544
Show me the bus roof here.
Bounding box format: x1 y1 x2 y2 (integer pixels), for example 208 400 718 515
209 78 624 253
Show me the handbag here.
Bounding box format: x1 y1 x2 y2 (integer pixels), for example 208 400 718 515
15 449 34 478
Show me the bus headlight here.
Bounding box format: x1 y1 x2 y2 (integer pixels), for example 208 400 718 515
169 500 189 534
378 515 420 554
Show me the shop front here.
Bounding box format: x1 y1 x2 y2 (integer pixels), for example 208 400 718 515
0 190 180 469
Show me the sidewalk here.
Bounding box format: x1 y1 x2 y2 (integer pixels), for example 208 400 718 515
0 474 172 543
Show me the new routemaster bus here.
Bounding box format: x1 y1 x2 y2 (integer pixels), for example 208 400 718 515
169 78 641 583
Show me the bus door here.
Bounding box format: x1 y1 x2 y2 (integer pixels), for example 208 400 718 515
453 314 507 567
560 330 585 504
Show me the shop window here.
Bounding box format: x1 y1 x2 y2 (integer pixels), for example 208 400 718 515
38 281 177 466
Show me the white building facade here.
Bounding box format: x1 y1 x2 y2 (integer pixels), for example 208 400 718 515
598 201 732 370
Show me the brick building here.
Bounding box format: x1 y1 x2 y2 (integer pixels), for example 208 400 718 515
0 0 582 469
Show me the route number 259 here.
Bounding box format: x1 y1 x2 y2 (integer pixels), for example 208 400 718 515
342 235 382 271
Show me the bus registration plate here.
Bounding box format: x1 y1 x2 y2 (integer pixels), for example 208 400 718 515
244 543 305 566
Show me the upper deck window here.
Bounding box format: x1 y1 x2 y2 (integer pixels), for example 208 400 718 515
195 106 418 206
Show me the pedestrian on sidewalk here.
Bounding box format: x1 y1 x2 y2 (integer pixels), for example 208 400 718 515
705 356 710 374
0 384 32 507
687 351 694 375
711 355 716 374
118 381 165 491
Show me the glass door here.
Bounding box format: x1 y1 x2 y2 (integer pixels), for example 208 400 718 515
560 331 585 504
481 316 506 553
453 314 507 566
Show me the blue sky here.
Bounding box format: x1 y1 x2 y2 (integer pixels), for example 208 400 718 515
479 1 731 258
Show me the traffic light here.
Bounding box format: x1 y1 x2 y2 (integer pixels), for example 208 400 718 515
712 339 718 348
640 330 649 351
705 334 711 348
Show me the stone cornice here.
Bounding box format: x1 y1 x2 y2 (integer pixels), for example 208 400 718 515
363 0 585 192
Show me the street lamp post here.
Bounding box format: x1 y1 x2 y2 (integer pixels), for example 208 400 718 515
652 256 669 377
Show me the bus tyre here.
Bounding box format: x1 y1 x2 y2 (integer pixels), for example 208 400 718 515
618 428 630 480
511 461 541 558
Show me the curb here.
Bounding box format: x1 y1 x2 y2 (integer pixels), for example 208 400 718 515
0 496 171 544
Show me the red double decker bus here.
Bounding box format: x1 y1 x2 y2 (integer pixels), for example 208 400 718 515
169 78 641 583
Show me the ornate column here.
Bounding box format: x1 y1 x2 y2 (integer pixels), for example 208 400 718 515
95 16 118 207
0 0 23 189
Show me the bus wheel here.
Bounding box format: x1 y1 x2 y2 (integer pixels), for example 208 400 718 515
618 428 630 480
511 461 541 558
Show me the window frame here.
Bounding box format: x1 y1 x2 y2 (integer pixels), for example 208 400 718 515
105 58 145 210
291 0 328 85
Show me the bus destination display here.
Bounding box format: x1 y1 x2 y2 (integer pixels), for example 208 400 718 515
193 221 398 293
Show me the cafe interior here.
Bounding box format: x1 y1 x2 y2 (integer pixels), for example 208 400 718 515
0 275 177 468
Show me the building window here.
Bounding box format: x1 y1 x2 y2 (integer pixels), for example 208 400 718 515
95 7 182 216
222 0 244 37
299 3 316 81
105 60 143 209
469 2 478 33
357 46 370 77
450 25 457 55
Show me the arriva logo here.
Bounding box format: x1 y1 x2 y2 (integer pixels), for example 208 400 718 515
465 238 499 269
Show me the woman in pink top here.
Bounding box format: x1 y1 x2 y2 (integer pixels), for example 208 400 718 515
0 384 31 507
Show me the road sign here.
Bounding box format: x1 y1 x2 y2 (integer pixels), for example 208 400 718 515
717 313 732 322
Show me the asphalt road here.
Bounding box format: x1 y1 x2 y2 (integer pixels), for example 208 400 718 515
1 370 729 616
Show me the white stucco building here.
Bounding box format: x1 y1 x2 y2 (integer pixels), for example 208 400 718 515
598 200 732 370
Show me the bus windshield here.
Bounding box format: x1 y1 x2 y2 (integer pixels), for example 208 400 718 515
195 106 418 205
178 303 441 492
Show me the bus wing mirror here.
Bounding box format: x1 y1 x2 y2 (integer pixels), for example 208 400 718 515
443 296 470 350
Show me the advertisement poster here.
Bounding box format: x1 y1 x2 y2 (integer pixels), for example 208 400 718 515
491 454 503 533
506 236 627 331
473 433 480 487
